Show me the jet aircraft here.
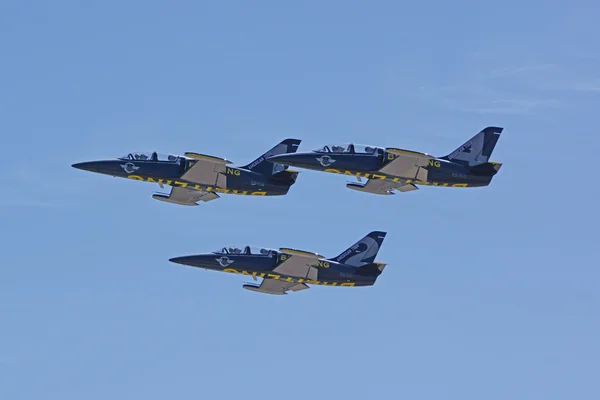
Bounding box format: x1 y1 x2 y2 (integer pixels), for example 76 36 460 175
71 139 302 205
265 127 504 195
169 231 388 295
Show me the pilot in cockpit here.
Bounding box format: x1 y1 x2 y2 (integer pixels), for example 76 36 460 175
332 145 344 153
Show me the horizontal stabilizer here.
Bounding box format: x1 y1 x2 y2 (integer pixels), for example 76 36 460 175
270 169 300 185
356 262 387 277
374 262 387 272
469 161 503 176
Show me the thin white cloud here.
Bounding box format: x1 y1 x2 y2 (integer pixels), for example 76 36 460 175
414 56 600 114
416 82 563 115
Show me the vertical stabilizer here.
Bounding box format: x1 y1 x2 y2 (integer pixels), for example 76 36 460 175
328 231 387 267
441 127 503 166
241 139 301 176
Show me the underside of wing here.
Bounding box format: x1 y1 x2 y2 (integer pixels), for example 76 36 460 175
243 278 309 295
273 248 324 281
152 186 219 206
379 148 433 181
181 155 230 186
346 178 418 195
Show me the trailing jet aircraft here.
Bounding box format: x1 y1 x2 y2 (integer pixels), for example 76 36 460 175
71 139 302 205
265 127 504 195
169 231 388 295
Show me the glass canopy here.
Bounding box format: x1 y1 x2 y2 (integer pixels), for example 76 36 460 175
214 246 274 255
118 152 180 162
312 143 379 154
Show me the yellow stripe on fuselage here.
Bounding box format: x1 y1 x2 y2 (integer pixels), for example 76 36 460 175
322 169 470 187
221 268 357 287
126 175 269 195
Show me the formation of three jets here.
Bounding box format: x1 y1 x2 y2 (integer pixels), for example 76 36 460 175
73 126 504 295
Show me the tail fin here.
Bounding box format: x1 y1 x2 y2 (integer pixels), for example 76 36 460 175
241 139 301 176
328 231 387 267
441 127 503 167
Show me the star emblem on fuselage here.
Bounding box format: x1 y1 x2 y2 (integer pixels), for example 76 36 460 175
120 162 140 174
216 256 234 267
316 155 336 167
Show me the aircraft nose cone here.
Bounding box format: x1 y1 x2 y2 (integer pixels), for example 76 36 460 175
169 255 211 268
169 256 194 265
169 256 185 264
71 161 98 172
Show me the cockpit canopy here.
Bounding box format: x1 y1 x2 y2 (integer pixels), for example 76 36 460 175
312 143 379 154
214 246 274 256
118 152 180 162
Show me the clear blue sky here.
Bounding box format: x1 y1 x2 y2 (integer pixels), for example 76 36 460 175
1 1 598 399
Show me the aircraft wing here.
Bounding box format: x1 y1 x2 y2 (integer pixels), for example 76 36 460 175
181 152 231 186
271 248 324 280
152 186 219 206
243 278 309 295
379 148 433 181
346 178 418 195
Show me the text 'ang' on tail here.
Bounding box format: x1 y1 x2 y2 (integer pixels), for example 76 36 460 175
441 126 503 167
328 231 387 268
240 138 301 176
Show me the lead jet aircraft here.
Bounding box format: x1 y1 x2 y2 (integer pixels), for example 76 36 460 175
71 139 302 205
169 231 388 295
265 127 503 195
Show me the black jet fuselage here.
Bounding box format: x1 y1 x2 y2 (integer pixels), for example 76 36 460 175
169 250 380 288
267 148 499 188
72 156 295 197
